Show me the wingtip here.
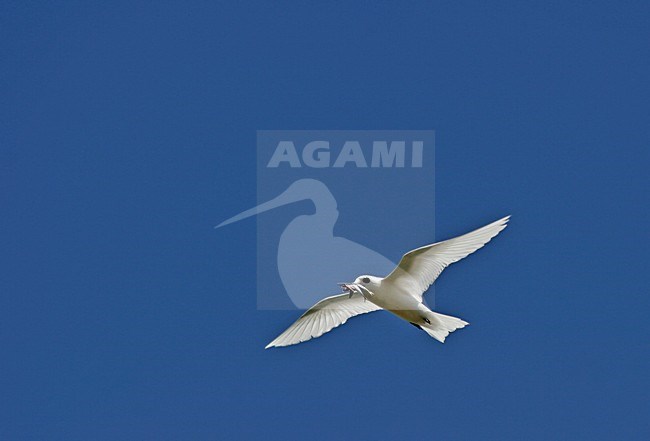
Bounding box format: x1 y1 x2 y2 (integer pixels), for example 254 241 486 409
499 215 511 226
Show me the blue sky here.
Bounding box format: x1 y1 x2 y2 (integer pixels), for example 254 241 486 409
1 2 649 440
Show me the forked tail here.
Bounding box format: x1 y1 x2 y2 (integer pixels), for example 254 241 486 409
421 312 469 343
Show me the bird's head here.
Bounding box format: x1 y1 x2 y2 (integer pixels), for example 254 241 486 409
353 275 381 289
338 275 381 301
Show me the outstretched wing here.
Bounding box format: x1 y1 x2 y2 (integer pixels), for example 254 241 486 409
265 294 382 348
385 216 510 300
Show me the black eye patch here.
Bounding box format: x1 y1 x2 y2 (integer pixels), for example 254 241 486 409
362 277 370 284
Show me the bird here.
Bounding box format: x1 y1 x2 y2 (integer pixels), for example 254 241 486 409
265 215 510 348
216 178 395 308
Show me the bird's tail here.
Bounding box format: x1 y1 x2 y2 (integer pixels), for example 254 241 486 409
421 312 469 343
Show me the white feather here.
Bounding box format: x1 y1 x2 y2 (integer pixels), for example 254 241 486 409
385 216 510 300
265 293 382 348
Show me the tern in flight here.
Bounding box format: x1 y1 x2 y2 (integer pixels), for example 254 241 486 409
265 215 509 348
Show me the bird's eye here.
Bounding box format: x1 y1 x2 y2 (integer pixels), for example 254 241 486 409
362 277 370 284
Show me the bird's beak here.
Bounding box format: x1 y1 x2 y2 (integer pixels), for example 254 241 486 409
340 283 373 301
215 187 302 228
339 282 374 301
